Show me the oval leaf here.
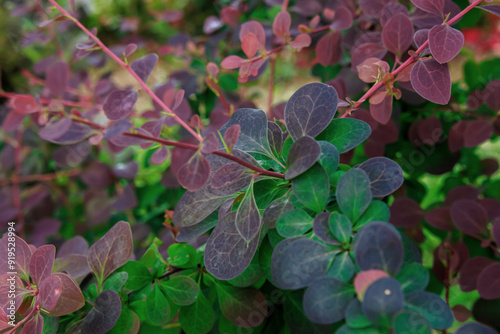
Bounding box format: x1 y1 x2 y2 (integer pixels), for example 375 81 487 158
411 59 451 105
103 90 138 121
428 24 464 64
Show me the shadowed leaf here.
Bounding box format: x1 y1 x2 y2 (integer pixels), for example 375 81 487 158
216 284 267 328
285 136 321 180
263 194 293 229
362 277 404 328
404 291 453 330
411 0 444 17
477 263 500 300
451 200 488 236
393 311 432 334
82 290 122 334
161 276 199 305
456 322 498 334
178 152 211 192
357 157 404 197
179 292 215 334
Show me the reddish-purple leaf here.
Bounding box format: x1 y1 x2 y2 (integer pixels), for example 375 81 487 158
0 274 28 314
425 207 454 231
451 200 489 236
448 121 466 152
239 21 266 47
390 198 424 228
381 3 409 26
11 95 38 114
478 198 500 221
173 90 185 110
273 11 291 40
428 24 464 64
329 6 353 30
477 263 500 300
123 43 137 58
417 115 442 145
103 119 133 139
151 146 169 165
484 80 500 110
39 117 72 141
316 32 342 66
87 221 133 282
463 120 493 148
57 236 88 258
493 218 500 248
46 61 69 96
2 110 26 131
241 33 259 58
29 245 55 285
203 16 223 34
382 13 414 55
202 133 219 154
289 34 311 50
206 62 219 78
211 163 252 194
22 313 43 334
103 90 138 121
357 58 390 83
221 55 246 69
411 58 451 104
414 29 431 56
477 5 500 17
178 153 211 191
370 95 393 124
39 275 62 311
130 53 158 82
459 257 495 292
113 183 138 211
224 124 240 151
48 273 85 316
411 0 444 17
359 0 397 18
0 235 31 281
53 254 90 284
351 43 388 71
445 186 480 206
285 136 321 180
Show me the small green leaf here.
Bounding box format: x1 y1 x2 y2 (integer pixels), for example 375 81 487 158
393 311 432 334
103 272 128 293
329 213 352 243
396 264 429 294
336 169 372 223
316 118 371 153
354 201 390 230
167 243 197 268
327 252 355 283
146 284 171 325
179 292 215 334
277 208 314 237
292 163 329 213
119 261 152 291
160 276 199 306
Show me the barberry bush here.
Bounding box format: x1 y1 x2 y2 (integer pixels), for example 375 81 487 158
0 0 500 333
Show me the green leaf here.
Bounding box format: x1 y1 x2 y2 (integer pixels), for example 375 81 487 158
167 243 198 268
393 311 432 334
276 208 314 237
329 213 352 243
292 163 329 213
346 299 371 329
336 169 372 223
179 292 215 334
146 284 171 325
396 264 429 294
41 313 59 334
283 291 331 333
316 118 371 153
108 308 141 334
119 261 152 291
160 276 199 306
354 200 390 230
215 284 267 328
326 252 355 283
140 238 166 267
103 272 128 293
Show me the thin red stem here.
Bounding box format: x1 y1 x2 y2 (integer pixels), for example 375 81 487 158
341 0 484 118
47 0 203 143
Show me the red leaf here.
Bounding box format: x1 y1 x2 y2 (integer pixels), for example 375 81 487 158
239 21 266 47
370 95 393 124
459 257 495 292
29 245 55 285
151 146 169 165
428 24 464 64
289 34 311 50
241 33 259 58
329 6 353 30
206 62 219 78
425 207 454 231
354 270 389 299
11 95 38 114
273 11 291 40
382 13 414 56
224 124 240 151
221 55 246 69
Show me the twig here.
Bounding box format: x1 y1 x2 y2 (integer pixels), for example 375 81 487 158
0 169 81 187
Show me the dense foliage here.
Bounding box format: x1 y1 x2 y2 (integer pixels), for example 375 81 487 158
0 0 500 333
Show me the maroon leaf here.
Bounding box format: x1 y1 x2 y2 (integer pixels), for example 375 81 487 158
428 24 464 64
103 119 133 139
11 95 38 114
411 0 444 18
58 236 88 258
389 197 424 228
273 11 291 40
359 0 397 18
0 274 29 314
46 61 69 96
130 53 158 82
0 235 32 281
224 124 241 152
123 43 137 58
459 257 495 292
285 136 321 180
103 90 138 121
351 43 388 71
451 200 489 236
411 59 451 104
425 207 454 231
445 186 479 207
22 313 43 334
493 218 500 248
29 245 55 285
452 304 471 322
477 263 500 300
448 121 466 152
202 133 219 154
484 80 500 110
82 290 122 334
48 273 85 316
329 6 353 30
289 34 311 50
178 152 211 191
151 146 169 165
370 95 393 124
38 274 62 311
53 254 91 284
382 13 414 56
478 198 500 221
211 163 253 196
87 221 133 283
417 115 442 145
463 120 493 148
2 110 25 131
316 32 342 66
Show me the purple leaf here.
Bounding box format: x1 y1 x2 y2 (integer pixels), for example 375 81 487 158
493 218 500 249
177 152 211 191
381 3 409 26
22 313 43 334
370 95 393 125
112 161 138 179
46 121 95 144
29 245 55 285
357 157 404 197
201 133 219 154
411 58 451 104
362 278 404 328
329 6 353 30
359 0 397 18
235 182 261 242
130 53 158 82
123 43 137 58
414 29 431 55
425 207 454 231
103 90 138 121
204 211 261 280
39 117 72 141
285 136 321 180
456 323 498 334
477 263 500 300
211 163 253 196
284 83 338 141
263 195 293 229
451 200 489 236
38 274 62 311
48 273 85 316
463 120 494 148
46 61 69 96
224 124 240 151
316 32 342 66
113 183 137 211
459 257 495 292
267 121 283 157
428 24 464 64
0 274 29 315
445 185 480 206
411 0 444 17
382 13 414 56
53 254 91 284
103 119 133 139
151 146 169 165
477 5 500 17
0 235 32 281
82 290 122 334
87 221 133 283
351 43 388 71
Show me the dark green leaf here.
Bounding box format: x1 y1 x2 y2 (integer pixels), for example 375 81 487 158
179 292 215 334
396 264 429 294
329 213 352 243
292 163 329 213
354 201 390 230
327 252 355 283
216 284 267 328
161 276 199 306
393 311 432 334
103 272 128 293
336 169 372 223
145 284 171 326
167 243 198 268
318 141 340 180
276 208 313 238
346 299 371 329
404 291 453 330
316 118 371 153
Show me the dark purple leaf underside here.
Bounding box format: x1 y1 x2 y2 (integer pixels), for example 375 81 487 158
175 212 218 243
235 182 261 242
204 211 260 280
103 90 138 121
355 222 403 275
428 24 464 64
450 199 488 236
411 58 451 104
130 53 158 82
382 13 414 56
29 245 55 285
411 0 444 18
82 290 122 334
177 152 211 192
357 157 404 197
285 136 321 180
284 82 338 141
459 257 494 292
